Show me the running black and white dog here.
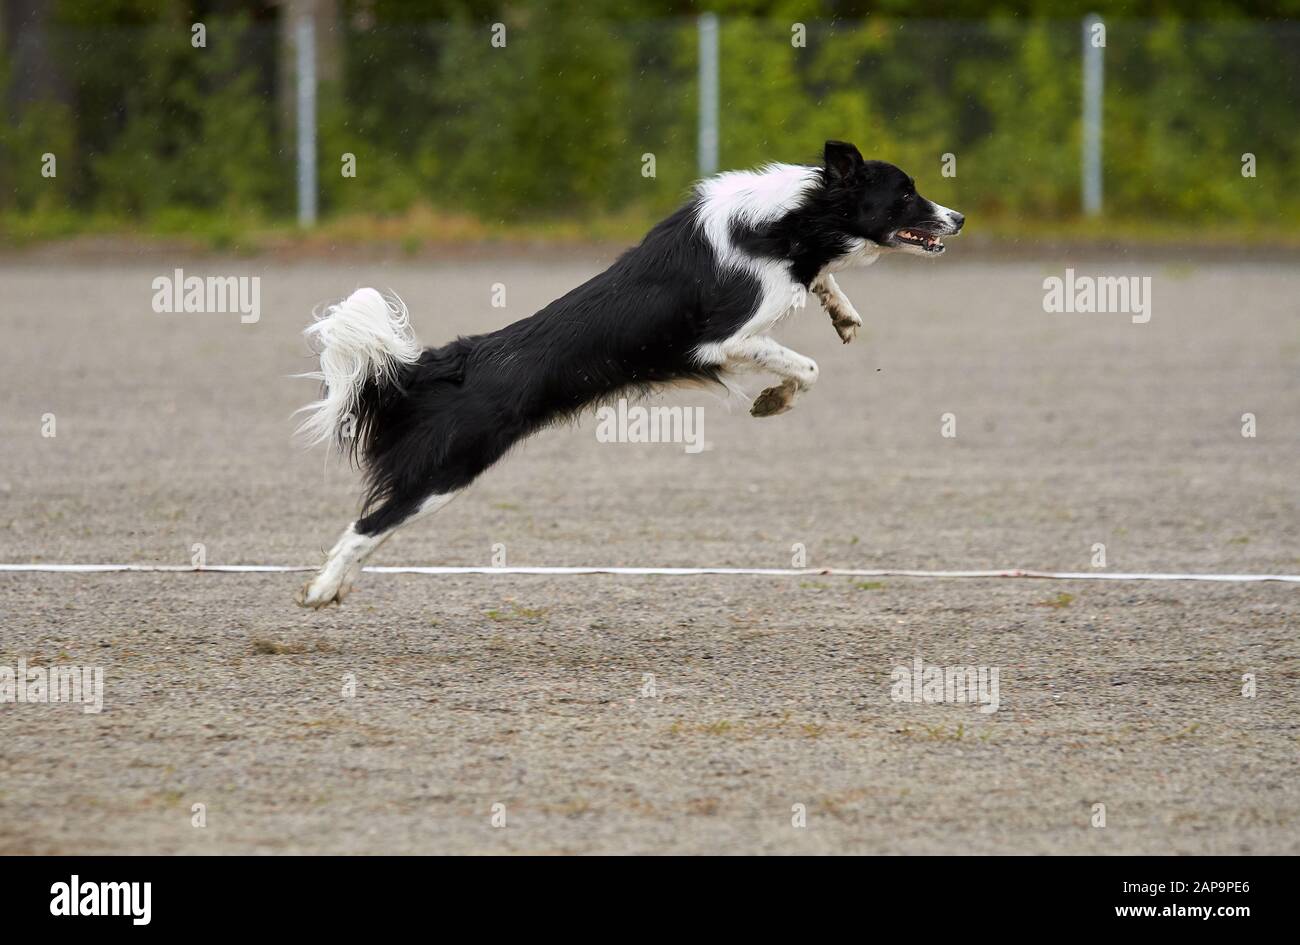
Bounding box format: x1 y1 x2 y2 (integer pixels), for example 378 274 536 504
294 140 963 607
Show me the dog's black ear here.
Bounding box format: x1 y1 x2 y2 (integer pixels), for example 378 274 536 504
824 140 864 181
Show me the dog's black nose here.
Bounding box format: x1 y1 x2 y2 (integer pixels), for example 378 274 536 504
950 211 965 232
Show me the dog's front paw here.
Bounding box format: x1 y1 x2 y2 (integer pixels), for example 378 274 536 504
831 303 863 343
834 317 860 344
750 382 796 418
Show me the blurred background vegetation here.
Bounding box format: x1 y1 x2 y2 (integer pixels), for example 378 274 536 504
2 0 1298 248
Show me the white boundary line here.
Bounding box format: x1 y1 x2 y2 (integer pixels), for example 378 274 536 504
0 563 1296 583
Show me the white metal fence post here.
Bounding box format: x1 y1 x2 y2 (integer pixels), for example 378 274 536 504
1082 14 1104 216
698 13 719 178
296 15 318 227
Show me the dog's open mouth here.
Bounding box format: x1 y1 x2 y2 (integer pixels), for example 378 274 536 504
893 228 945 253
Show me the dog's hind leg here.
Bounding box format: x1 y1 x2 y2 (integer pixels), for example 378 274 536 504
295 491 459 609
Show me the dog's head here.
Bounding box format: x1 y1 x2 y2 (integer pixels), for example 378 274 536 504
821 140 964 257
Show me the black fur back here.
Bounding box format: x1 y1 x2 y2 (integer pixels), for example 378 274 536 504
351 200 768 532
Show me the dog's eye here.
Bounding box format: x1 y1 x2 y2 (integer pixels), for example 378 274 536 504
902 193 914 203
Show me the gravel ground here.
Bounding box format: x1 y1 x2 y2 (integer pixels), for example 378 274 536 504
0 254 1296 854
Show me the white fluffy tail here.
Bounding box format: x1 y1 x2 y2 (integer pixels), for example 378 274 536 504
295 288 422 448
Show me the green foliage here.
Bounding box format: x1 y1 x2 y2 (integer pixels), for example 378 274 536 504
0 15 284 230
2 9 1298 235
956 20 1080 217
317 16 695 220
436 17 632 216
1104 20 1300 220
87 20 283 217
0 99 76 215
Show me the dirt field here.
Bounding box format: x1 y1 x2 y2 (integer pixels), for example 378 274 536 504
1 252 1297 854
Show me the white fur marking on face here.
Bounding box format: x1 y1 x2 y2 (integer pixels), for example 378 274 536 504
927 200 962 232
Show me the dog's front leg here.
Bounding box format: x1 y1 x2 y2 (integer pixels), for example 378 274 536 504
812 273 862 344
719 336 819 418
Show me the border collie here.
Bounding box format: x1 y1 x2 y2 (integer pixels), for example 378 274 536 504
294 141 963 607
